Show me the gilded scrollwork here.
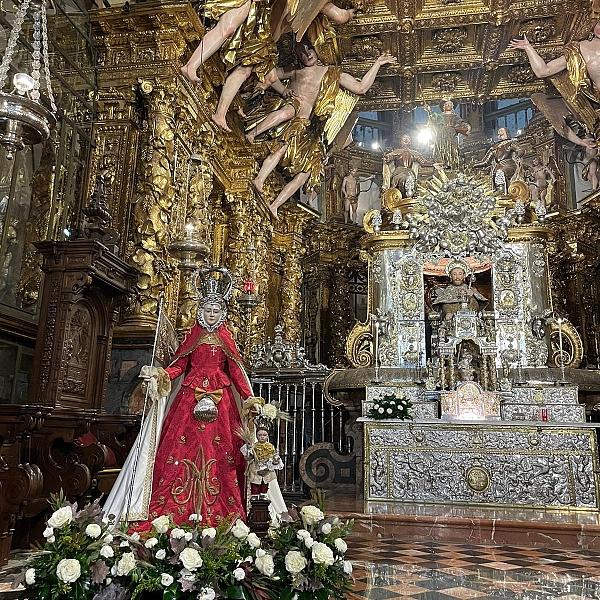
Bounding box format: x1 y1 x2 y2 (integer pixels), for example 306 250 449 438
549 319 583 368
432 28 467 55
346 322 373 368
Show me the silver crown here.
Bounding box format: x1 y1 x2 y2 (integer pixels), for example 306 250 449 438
194 265 234 301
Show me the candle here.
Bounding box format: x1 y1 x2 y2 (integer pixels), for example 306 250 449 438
557 318 564 369
244 281 257 294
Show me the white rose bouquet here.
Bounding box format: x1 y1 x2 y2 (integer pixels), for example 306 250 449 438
264 499 354 600
12 491 122 600
367 392 412 420
119 514 266 600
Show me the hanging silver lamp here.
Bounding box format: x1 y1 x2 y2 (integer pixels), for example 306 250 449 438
0 0 56 159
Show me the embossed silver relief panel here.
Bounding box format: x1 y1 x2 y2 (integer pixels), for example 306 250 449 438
511 386 578 405
366 423 600 507
502 404 586 422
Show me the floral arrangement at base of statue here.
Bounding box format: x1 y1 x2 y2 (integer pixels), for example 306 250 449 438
12 491 354 600
367 393 412 420
264 494 354 600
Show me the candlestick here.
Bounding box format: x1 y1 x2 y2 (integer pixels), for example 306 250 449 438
374 320 380 382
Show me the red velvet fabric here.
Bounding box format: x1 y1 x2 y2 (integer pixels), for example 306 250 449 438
141 324 251 527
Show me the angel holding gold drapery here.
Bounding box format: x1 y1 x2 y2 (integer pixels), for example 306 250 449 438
181 0 357 132
247 38 396 218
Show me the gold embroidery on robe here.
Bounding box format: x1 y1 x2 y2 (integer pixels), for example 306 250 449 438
170 445 221 513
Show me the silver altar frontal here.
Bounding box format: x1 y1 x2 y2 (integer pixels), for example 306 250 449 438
346 172 597 511
362 418 600 509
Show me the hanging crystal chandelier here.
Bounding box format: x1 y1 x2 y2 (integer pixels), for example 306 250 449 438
0 0 56 159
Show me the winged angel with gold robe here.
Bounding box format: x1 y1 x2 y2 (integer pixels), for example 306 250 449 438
509 26 600 169
181 0 356 131
248 39 395 218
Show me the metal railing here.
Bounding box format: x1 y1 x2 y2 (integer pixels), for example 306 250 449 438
249 326 350 493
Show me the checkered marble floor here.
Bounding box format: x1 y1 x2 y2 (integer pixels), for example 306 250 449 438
346 539 600 599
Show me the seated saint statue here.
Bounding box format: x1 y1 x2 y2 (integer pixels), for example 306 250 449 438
432 260 488 321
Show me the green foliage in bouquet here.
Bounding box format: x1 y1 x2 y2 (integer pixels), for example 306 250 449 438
367 393 412 420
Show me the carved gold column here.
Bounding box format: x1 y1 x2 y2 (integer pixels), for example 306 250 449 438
121 80 178 326
221 189 273 358
272 206 314 346
91 1 211 332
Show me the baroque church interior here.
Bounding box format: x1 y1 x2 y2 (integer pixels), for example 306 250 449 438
2 0 600 597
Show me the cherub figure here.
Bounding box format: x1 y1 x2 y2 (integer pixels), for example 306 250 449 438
527 157 556 206
250 39 396 218
341 167 374 224
240 423 283 499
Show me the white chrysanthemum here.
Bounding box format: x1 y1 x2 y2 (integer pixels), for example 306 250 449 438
85 523 102 539
296 529 311 540
334 537 348 553
189 513 201 522
170 528 185 540
116 552 136 576
198 587 216 600
145 537 159 548
262 404 277 418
